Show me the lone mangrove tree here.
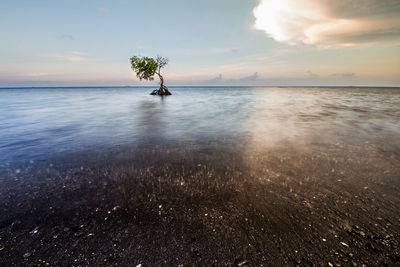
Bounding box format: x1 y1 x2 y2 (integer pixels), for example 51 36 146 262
130 55 171 96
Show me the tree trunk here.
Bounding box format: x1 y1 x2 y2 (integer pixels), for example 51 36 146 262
150 73 171 96
158 73 165 94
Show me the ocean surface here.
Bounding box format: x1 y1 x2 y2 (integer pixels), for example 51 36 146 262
1 86 400 265
0 86 399 163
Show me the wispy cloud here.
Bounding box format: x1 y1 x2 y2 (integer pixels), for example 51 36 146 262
178 47 239 56
204 74 223 84
44 51 88 62
306 70 319 77
202 73 259 85
60 34 75 40
98 7 109 13
228 72 258 83
26 72 49 77
253 0 400 48
332 72 356 78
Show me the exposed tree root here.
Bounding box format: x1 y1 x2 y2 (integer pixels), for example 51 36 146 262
150 85 172 96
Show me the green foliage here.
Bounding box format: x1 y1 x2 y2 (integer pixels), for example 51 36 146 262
130 56 158 81
130 55 169 81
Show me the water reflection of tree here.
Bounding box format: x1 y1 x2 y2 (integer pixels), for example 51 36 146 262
137 99 166 142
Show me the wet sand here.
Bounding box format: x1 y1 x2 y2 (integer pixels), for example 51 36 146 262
1 139 399 266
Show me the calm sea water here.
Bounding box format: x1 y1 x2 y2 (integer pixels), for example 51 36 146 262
0 86 399 163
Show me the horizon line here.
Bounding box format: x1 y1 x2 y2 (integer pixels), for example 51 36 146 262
1 85 400 89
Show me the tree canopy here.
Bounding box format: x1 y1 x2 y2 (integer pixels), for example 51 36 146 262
130 55 171 95
130 56 158 81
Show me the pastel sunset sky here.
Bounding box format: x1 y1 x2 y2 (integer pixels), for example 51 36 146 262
1 0 399 86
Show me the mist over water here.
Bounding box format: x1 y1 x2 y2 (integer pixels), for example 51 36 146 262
0 86 399 163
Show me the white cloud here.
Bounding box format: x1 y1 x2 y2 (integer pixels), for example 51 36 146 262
45 51 88 62
253 0 400 48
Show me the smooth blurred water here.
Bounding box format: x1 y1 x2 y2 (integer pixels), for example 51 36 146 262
0 86 399 163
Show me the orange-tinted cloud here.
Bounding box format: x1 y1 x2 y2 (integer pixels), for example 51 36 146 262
253 0 400 48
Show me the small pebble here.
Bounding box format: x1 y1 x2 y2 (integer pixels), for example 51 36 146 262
23 252 31 259
30 226 39 235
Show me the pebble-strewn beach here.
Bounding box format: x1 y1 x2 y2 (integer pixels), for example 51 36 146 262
0 87 399 265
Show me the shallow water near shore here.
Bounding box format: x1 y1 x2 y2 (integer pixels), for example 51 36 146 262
1 86 399 163
0 86 399 265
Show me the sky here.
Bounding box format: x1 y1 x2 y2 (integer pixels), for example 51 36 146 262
0 0 399 87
